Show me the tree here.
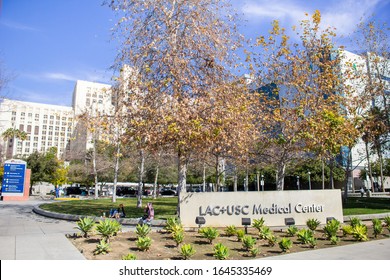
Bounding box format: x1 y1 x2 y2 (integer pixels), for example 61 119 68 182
2 128 28 159
108 0 244 213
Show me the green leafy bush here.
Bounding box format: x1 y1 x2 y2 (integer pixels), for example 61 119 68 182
242 235 256 251
213 243 229 260
199 227 219 244
135 224 151 237
75 217 95 238
172 230 184 246
122 253 137 260
258 226 272 240
266 234 278 247
278 237 293 252
96 219 117 242
352 224 369 241
330 235 339 245
236 229 245 242
224 225 237 237
323 219 340 240
350 217 363 228
384 216 390 227
94 239 111 255
164 217 182 233
180 244 196 260
286 225 298 237
111 219 122 236
306 218 321 231
297 229 315 245
252 218 265 231
136 236 152 251
372 219 383 238
342 225 353 236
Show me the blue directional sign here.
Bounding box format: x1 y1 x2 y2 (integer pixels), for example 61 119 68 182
2 160 27 196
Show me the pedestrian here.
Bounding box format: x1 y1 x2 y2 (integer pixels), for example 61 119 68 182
141 202 154 225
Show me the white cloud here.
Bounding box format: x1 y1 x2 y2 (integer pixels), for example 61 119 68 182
1 20 39 32
239 0 384 36
43 72 77 81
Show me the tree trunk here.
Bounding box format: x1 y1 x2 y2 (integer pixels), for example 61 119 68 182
153 164 159 199
276 163 285 191
92 136 99 199
365 141 374 192
137 149 145 208
202 162 206 192
322 160 325 189
112 142 121 203
177 151 188 217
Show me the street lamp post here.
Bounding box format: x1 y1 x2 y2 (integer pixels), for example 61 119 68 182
297 176 300 190
308 171 311 190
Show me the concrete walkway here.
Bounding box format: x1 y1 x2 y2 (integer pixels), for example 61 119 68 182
1 197 390 260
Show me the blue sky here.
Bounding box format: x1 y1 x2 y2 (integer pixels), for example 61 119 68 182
1 0 389 106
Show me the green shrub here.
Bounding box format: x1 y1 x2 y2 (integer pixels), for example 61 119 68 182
236 229 245 242
306 218 321 231
242 235 256 251
172 230 184 246
350 217 363 228
278 237 293 252
111 219 122 236
330 236 339 245
342 225 353 236
199 227 219 244
323 219 340 240
136 236 152 251
352 224 369 241
384 216 390 227
75 217 95 238
135 224 151 237
297 229 315 245
213 243 229 260
96 219 117 242
224 225 237 237
266 234 278 247
258 226 272 240
252 218 265 231
94 239 111 255
286 225 298 237
122 253 137 260
164 217 182 233
249 247 259 257
372 219 383 238
180 243 196 260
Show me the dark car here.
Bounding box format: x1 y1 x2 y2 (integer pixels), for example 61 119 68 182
160 189 177 196
116 187 137 197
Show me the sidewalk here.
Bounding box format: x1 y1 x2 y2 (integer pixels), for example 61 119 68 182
1 198 389 260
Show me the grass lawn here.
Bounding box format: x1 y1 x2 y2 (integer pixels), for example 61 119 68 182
39 196 390 219
39 197 178 220
342 197 390 216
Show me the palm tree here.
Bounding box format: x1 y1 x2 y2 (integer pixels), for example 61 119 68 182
2 128 28 159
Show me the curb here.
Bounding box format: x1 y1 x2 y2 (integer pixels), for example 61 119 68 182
32 205 166 227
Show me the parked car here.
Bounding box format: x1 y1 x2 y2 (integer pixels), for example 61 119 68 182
160 189 177 196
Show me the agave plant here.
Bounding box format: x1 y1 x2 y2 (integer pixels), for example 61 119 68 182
199 227 219 244
349 217 363 228
164 217 182 233
122 253 137 260
372 219 383 238
136 236 152 251
75 217 95 238
323 219 340 240
236 229 245 242
342 225 353 236
172 230 184 246
306 218 321 231
94 239 111 255
180 243 196 260
278 237 293 252
258 226 272 240
213 243 229 260
135 224 151 238
224 225 237 237
252 218 265 231
242 235 256 251
266 234 278 247
352 224 369 241
286 225 298 237
96 219 117 242
297 229 315 245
